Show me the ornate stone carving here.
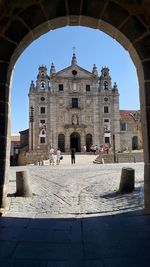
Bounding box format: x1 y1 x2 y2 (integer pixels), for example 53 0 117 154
72 114 78 125
59 98 64 106
86 99 91 106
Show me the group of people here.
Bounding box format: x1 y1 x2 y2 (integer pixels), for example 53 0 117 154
89 144 111 154
99 144 111 154
49 146 76 165
49 147 62 165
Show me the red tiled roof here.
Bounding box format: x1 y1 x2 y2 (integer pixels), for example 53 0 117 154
11 135 20 142
120 110 137 120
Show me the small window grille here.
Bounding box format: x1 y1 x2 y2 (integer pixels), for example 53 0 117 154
40 137 45 143
86 85 90 92
59 84 64 91
120 122 127 131
72 98 78 108
104 106 109 113
40 107 45 114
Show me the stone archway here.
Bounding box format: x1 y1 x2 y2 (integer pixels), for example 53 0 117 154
70 132 81 152
0 1 150 210
58 134 65 152
86 134 93 152
132 136 138 150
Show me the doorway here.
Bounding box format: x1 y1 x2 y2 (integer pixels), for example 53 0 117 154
70 132 81 152
58 134 65 152
86 134 92 152
132 136 138 150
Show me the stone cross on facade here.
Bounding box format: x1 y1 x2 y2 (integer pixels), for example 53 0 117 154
73 46 76 54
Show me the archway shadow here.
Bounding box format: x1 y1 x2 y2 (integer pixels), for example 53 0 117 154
1 209 150 266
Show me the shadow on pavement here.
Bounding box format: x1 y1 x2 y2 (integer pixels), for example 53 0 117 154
0 209 150 266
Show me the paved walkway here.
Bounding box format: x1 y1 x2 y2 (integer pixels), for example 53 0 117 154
1 155 150 266
6 155 144 217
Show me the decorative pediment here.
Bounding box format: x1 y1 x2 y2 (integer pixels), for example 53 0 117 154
55 65 93 79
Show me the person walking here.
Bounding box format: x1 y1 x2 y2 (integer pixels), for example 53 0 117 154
83 145 86 154
49 146 55 165
56 148 61 165
71 148 76 164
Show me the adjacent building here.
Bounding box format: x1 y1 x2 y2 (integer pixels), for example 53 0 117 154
10 135 20 156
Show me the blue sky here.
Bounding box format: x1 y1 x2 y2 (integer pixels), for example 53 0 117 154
11 26 139 134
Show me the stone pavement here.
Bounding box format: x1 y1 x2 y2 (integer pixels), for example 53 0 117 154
6 155 144 217
1 155 150 266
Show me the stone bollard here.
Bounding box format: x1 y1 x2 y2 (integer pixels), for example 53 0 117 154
101 158 105 164
119 167 135 193
16 171 32 197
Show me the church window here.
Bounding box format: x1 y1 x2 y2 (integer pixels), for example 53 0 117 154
104 81 108 90
59 84 64 91
120 122 127 131
72 70 77 76
104 106 109 113
104 97 109 102
104 118 110 131
40 119 45 124
40 107 45 114
86 85 90 92
104 119 109 123
40 81 45 89
72 98 78 108
40 137 45 143
105 137 110 143
41 97 45 101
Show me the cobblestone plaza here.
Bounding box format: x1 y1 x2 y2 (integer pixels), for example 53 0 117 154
6 155 144 217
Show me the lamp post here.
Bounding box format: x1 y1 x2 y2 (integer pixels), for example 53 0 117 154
113 134 116 163
30 106 34 151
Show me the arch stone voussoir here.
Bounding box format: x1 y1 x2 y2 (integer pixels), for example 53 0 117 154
0 84 10 103
142 60 150 80
79 16 99 29
144 82 150 106
42 0 67 19
0 62 10 84
101 1 129 28
134 34 150 61
0 38 17 63
120 15 147 42
19 4 47 30
4 19 29 44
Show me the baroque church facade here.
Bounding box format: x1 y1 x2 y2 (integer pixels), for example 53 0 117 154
28 53 142 153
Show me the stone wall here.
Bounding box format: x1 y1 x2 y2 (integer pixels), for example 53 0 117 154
26 151 49 165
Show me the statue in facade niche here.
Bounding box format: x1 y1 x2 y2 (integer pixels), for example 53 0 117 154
39 122 46 133
72 114 78 125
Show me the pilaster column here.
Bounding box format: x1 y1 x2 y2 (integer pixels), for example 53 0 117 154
0 83 10 208
81 131 85 152
143 81 150 212
65 130 70 152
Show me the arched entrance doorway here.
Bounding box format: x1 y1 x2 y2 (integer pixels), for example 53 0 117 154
58 134 65 152
86 134 92 152
0 1 149 210
70 132 81 152
132 136 138 150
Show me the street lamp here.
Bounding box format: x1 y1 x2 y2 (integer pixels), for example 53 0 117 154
113 134 116 163
30 106 34 151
